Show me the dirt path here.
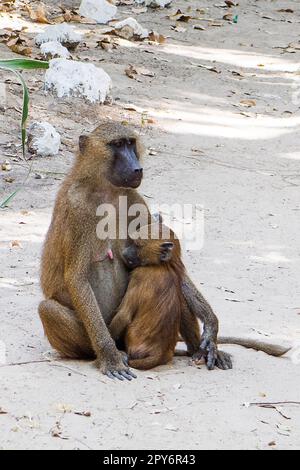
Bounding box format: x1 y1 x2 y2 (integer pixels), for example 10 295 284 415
0 0 300 450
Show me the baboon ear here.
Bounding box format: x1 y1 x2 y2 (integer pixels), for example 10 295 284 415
79 135 88 153
160 242 174 262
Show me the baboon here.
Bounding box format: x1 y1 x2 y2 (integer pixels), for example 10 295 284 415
39 122 289 381
109 224 192 370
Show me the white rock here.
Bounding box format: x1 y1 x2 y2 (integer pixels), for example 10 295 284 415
134 0 172 7
44 59 112 103
79 0 117 24
27 122 61 157
113 17 148 39
35 24 82 49
40 41 70 59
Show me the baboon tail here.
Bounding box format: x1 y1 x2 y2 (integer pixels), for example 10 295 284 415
218 336 291 357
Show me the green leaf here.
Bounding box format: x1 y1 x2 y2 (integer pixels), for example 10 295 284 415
0 58 49 206
0 58 49 70
0 189 21 209
0 58 48 157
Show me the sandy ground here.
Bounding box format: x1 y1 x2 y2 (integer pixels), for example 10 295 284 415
0 0 300 450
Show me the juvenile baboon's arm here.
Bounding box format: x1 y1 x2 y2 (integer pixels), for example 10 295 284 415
182 275 234 370
182 275 219 342
180 300 201 356
109 288 138 340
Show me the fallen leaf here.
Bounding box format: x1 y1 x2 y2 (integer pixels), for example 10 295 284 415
149 31 166 44
132 7 147 14
26 4 51 24
240 99 256 107
2 31 32 56
193 24 206 31
169 10 192 22
0 1 16 13
171 25 187 33
277 9 294 13
225 0 239 6
223 13 233 21
9 240 23 249
97 36 117 52
1 161 12 171
231 70 245 77
191 62 221 74
74 411 91 417
50 422 69 440
0 408 8 415
125 64 155 80
165 424 179 432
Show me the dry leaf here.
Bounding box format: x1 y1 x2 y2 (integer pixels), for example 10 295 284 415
132 7 147 14
50 422 69 440
0 407 8 415
240 99 256 107
223 13 233 21
2 161 12 171
10 240 23 249
171 26 187 33
97 36 117 52
148 31 166 44
165 424 179 432
169 10 192 22
74 411 91 417
192 62 221 74
225 0 238 6
125 64 154 81
9 44 32 56
0 1 15 13
193 25 206 31
277 9 294 13
26 4 51 24
231 70 245 77
2 31 32 57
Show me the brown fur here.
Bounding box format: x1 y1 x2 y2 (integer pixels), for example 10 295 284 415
39 121 150 376
38 122 285 377
109 225 193 370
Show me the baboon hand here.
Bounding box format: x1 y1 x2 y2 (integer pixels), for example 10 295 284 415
97 352 137 381
192 338 233 371
215 350 232 370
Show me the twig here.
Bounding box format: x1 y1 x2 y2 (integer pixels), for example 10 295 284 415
249 402 300 406
0 359 87 377
0 359 51 367
49 363 87 377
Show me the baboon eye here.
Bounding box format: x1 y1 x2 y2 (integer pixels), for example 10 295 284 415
110 139 123 148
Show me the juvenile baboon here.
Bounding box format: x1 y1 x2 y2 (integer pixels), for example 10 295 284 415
109 224 192 370
38 122 288 380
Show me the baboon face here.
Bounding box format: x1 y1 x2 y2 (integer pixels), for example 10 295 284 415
79 122 144 189
108 137 143 189
122 224 180 268
122 239 175 269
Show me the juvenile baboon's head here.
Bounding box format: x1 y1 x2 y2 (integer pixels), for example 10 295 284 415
78 121 144 189
122 224 181 269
